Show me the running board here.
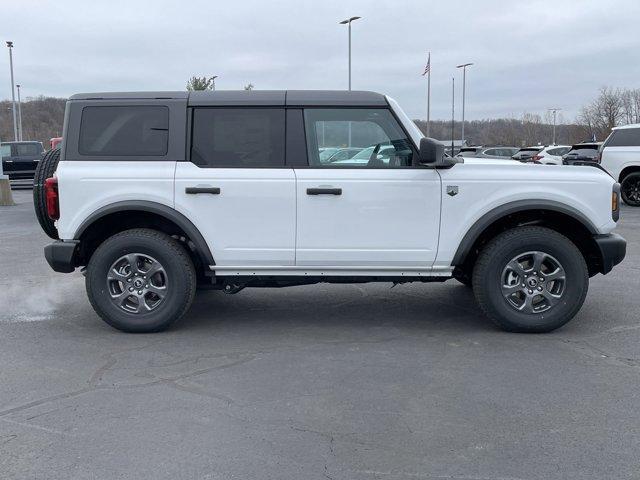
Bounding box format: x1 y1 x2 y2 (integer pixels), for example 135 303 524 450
208 265 454 277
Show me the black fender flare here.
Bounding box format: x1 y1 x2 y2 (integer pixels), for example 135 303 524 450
74 200 215 266
451 199 598 266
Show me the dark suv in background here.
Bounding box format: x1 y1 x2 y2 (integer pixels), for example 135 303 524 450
1 141 45 179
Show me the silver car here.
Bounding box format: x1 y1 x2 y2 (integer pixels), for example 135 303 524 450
457 146 520 160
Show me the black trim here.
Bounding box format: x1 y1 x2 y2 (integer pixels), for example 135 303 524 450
44 240 80 273
185 186 220 195
307 187 342 195
74 201 215 266
594 233 626 274
452 200 599 265
285 108 308 167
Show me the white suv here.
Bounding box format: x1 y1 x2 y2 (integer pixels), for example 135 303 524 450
600 124 640 206
35 90 626 334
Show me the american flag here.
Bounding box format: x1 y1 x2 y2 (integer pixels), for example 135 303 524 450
422 53 431 76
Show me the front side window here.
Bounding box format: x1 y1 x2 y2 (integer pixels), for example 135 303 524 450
606 128 640 147
79 106 169 156
304 108 415 168
191 108 285 168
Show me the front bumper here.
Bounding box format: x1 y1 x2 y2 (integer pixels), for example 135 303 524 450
594 233 626 275
44 240 80 273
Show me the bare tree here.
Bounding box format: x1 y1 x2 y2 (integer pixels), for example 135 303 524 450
186 76 216 91
243 83 254 91
578 87 625 140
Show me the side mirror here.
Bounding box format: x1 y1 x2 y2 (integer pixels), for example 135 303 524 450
417 137 460 168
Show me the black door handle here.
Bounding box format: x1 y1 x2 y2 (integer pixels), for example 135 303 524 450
306 188 342 196
185 187 221 195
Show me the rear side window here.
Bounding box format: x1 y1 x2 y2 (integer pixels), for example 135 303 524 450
16 143 43 156
606 128 640 147
191 108 285 168
548 147 570 156
79 106 169 156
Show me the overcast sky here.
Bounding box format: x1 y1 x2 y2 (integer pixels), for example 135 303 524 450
2 0 639 121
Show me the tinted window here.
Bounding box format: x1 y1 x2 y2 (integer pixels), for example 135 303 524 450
0 144 10 159
606 128 640 147
304 108 415 168
548 147 570 156
191 108 285 168
79 106 169 156
15 143 43 156
566 148 599 158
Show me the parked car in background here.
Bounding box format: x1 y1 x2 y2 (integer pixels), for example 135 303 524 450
321 147 361 163
512 146 543 162
530 145 571 165
457 146 520 159
598 124 640 206
0 141 45 179
562 143 602 166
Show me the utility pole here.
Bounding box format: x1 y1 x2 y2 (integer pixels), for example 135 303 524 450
451 77 455 156
548 108 561 145
16 84 23 141
456 62 473 146
6 41 18 141
339 16 361 90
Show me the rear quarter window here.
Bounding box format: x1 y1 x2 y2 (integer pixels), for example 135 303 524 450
606 128 640 147
78 106 169 156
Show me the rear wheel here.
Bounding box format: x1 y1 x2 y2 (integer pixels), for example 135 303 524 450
86 229 196 333
473 226 588 333
621 172 640 206
33 148 61 239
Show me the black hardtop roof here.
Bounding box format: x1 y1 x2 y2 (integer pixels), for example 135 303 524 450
69 90 388 107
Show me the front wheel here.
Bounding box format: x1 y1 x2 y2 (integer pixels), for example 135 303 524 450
86 229 196 333
472 226 588 333
621 172 640 206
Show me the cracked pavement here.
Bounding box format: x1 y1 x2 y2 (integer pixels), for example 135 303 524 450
1 190 639 479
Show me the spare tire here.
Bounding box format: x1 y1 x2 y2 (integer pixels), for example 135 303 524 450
33 148 61 239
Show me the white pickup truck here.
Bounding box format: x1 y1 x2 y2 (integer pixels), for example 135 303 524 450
34 90 626 334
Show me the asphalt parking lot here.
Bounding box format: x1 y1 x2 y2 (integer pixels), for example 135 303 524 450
1 189 639 480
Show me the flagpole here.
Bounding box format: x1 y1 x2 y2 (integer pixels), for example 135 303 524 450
426 52 431 137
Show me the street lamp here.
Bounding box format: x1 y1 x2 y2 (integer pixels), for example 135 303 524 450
548 108 561 145
339 16 361 91
16 84 23 141
456 62 473 146
210 75 218 91
6 41 18 141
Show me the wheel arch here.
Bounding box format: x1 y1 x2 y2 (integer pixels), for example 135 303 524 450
74 201 215 270
452 200 602 277
619 165 640 183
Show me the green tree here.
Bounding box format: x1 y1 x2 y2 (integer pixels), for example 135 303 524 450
186 76 216 91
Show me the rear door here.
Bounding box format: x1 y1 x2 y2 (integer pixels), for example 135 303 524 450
174 107 296 267
294 107 441 267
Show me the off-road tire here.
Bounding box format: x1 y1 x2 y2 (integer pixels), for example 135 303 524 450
86 229 196 333
621 172 640 207
33 148 61 239
473 226 589 333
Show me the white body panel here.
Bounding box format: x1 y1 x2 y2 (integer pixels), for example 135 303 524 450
601 146 639 182
174 162 296 266
294 168 441 266
56 161 176 239
434 162 617 267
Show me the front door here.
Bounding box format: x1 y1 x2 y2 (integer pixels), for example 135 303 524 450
295 108 441 267
174 107 296 267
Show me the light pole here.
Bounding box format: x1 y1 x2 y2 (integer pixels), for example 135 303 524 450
548 108 561 145
6 41 18 141
339 16 361 91
211 75 218 91
16 84 23 141
456 62 473 146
